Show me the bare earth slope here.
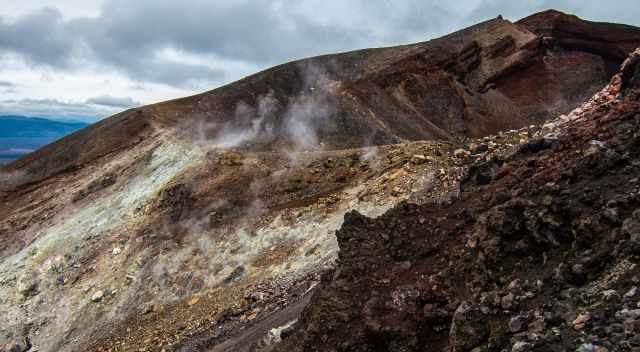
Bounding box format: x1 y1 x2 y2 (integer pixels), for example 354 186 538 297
1 10 640 352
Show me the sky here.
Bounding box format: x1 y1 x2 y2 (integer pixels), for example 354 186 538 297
0 0 638 122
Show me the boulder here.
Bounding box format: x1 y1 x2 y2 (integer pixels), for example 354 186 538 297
449 302 490 352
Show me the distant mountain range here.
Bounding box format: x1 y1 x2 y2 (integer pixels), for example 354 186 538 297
0 116 88 165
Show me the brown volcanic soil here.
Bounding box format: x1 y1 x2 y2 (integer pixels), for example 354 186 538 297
276 50 640 352
2 10 640 352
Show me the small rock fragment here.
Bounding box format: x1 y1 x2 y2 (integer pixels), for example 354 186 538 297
91 290 104 302
508 315 527 333
411 154 427 164
512 341 532 352
573 312 591 330
187 297 200 306
454 149 467 158
501 292 515 310
625 286 638 299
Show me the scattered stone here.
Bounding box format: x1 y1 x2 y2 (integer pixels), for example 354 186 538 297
216 150 244 166
624 318 640 333
573 312 591 330
576 343 595 352
471 143 489 155
463 159 502 186
411 154 427 164
616 309 640 320
602 208 622 225
576 343 608 352
507 279 521 291
623 211 640 253
16 276 38 298
140 304 153 315
187 297 200 306
508 315 527 333
625 286 638 299
602 290 620 302
4 336 31 352
517 138 549 154
112 247 122 256
449 302 490 352
224 266 245 284
248 292 266 302
91 290 104 302
258 319 298 347
501 292 515 310
528 316 545 333
629 335 640 347
512 341 532 352
454 149 467 158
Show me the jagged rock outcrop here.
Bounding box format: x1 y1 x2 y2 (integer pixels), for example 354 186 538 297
621 50 640 95
276 48 640 352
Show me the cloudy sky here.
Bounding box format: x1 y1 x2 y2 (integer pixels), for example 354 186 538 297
0 0 638 122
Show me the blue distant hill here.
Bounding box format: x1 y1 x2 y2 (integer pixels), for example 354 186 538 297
0 116 89 165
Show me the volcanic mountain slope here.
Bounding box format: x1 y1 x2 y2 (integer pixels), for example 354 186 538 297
276 49 640 352
4 10 640 189
1 10 640 352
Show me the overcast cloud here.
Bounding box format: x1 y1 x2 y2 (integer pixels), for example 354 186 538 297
0 0 638 121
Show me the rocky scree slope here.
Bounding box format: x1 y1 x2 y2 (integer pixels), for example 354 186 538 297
1 10 640 352
276 49 640 352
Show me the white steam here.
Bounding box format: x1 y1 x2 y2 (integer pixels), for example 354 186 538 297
211 92 278 149
191 63 339 156
283 92 335 155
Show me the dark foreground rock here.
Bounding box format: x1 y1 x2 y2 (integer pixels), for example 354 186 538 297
276 49 640 352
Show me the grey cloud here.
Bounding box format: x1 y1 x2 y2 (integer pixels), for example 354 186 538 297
0 80 15 87
125 59 226 89
0 7 75 68
0 0 370 88
0 0 639 90
86 95 140 108
90 0 365 64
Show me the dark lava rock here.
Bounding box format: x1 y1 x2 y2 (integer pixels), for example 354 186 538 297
463 158 503 186
275 46 640 352
224 266 246 284
517 138 550 154
471 143 489 155
449 302 490 352
621 51 640 95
